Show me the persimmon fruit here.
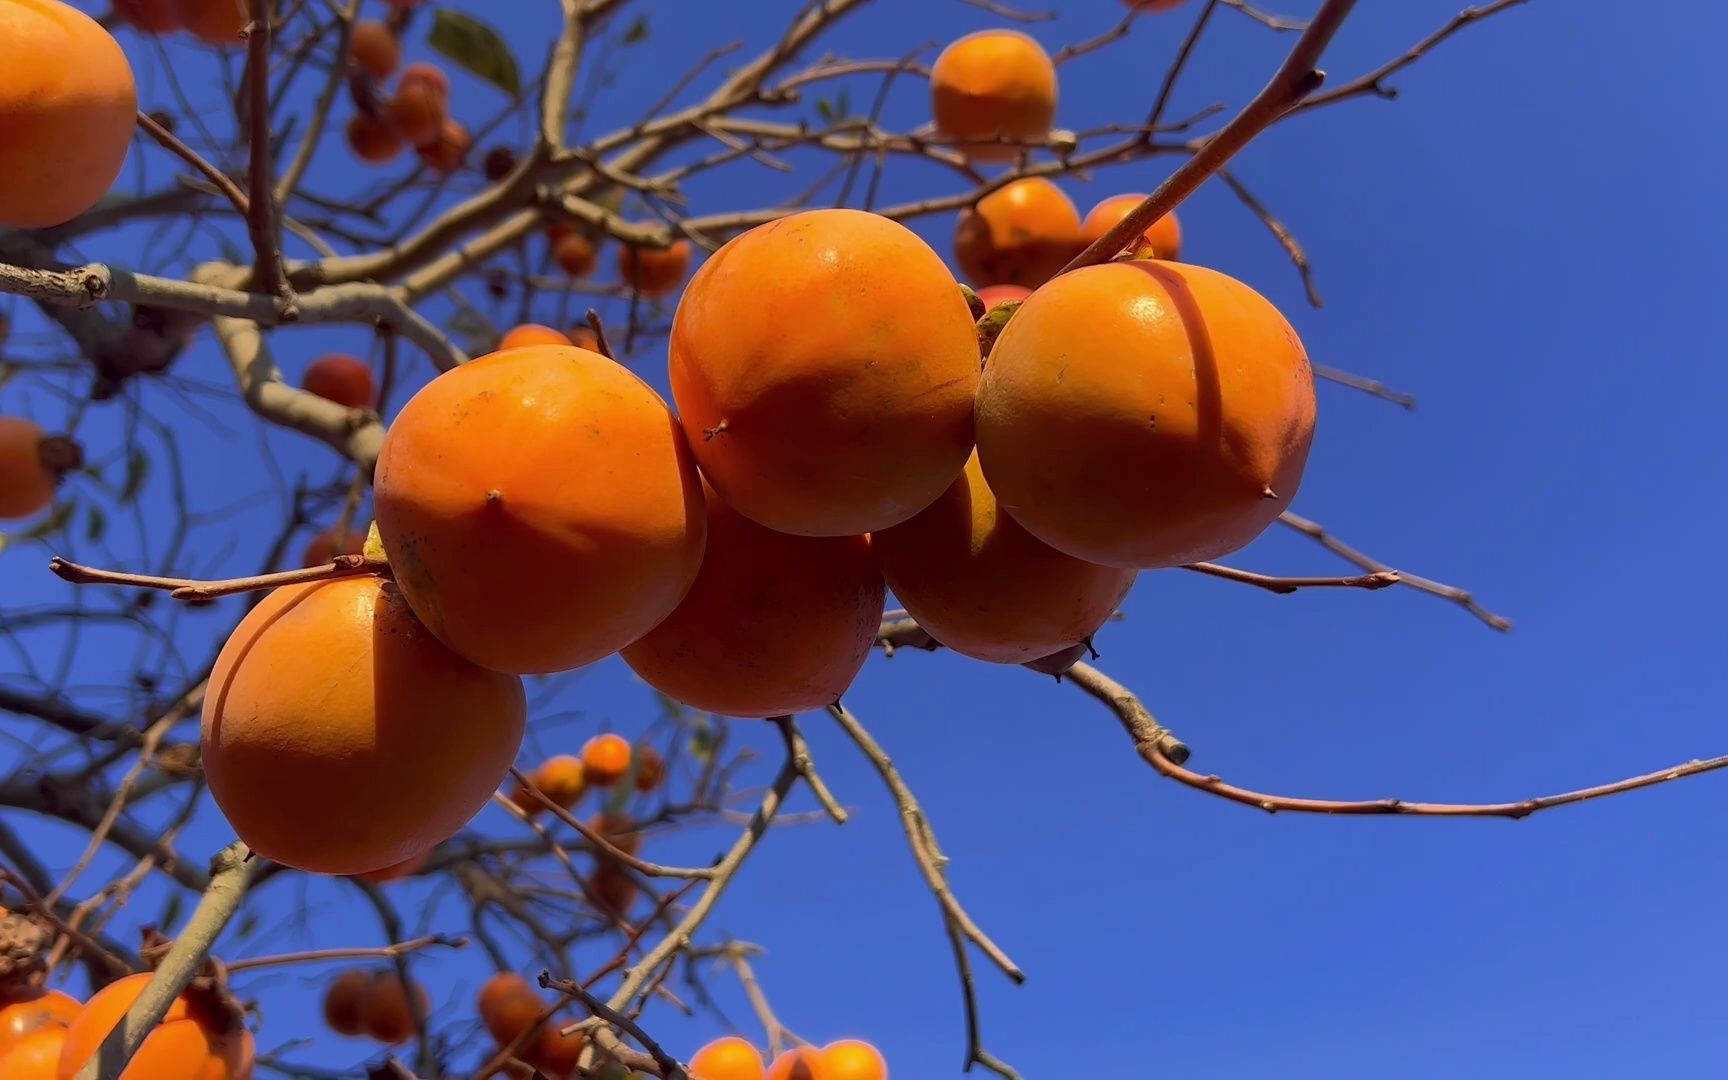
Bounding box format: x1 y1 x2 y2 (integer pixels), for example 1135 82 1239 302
931 29 1057 163
876 452 1134 663
112 0 181 32
176 0 248 48
346 113 404 164
374 344 707 674
349 20 399 80
621 483 884 717
497 323 570 350
632 745 665 792
322 969 374 1037
477 972 541 1046
359 971 428 1044
0 1025 66 1079
819 1040 887 1080
669 208 979 536
765 1048 822 1080
0 988 79 1049
513 754 587 813
416 118 469 173
973 284 1031 310
302 353 375 409
581 734 632 788
56 973 251 1079
690 1036 766 1080
954 178 1083 290
1081 193 1182 261
976 260 1315 568
0 0 137 229
618 240 692 297
0 418 80 521
553 234 599 278
201 576 527 874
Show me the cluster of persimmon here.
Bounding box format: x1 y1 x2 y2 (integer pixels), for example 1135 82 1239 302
198 4 1312 877
690 1034 888 1080
320 967 432 1048
0 945 254 1078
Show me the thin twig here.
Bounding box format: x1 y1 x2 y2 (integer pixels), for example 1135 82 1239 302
225 934 465 972
1291 0 1532 114
1182 562 1399 594
243 0 292 312
1145 0 1220 135
1062 0 1361 274
49 554 389 601
1215 166 1323 308
1312 363 1416 409
135 111 251 217
1276 512 1511 631
770 716 849 825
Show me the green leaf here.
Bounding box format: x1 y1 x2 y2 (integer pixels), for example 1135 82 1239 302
429 10 521 99
84 504 106 543
620 15 649 45
816 97 834 123
120 446 149 504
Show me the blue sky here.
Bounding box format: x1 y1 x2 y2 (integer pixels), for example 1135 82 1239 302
4 1 1727 1076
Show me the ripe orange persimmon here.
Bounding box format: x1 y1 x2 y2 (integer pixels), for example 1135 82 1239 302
0 989 79 1049
322 968 374 1037
513 754 587 813
973 284 1031 310
976 260 1315 568
589 861 637 918
416 118 469 173
670 208 979 536
581 734 632 788
1126 0 1189 10
358 847 429 883
56 973 251 1079
766 1048 823 1080
622 483 884 716
531 1024 585 1077
477 973 542 1046
360 972 428 1044
1081 193 1181 261
0 418 79 521
300 526 367 567
497 323 570 350
691 1036 766 1080
374 345 707 674
1023 641 1088 676
112 0 181 32
201 576 527 874
876 452 1135 663
0 1025 66 1079
176 0 247 47
617 240 692 297
302 353 376 408
349 20 399 80
389 75 447 147
632 744 665 792
346 113 405 164
820 1039 888 1080
586 811 641 857
0 1 137 229
954 178 1083 290
931 29 1057 163
398 61 449 100
553 234 598 278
